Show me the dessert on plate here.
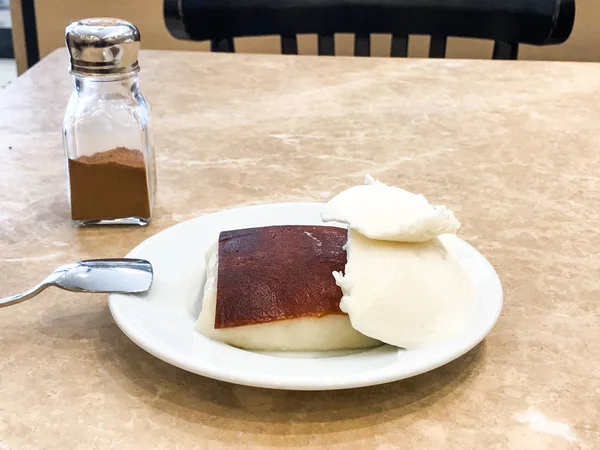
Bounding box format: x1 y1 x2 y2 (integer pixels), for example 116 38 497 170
196 225 380 351
197 175 474 351
323 175 474 349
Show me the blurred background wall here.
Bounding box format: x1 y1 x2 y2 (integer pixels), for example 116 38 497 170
9 0 600 75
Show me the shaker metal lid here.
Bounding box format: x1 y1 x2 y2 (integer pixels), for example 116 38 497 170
65 18 140 75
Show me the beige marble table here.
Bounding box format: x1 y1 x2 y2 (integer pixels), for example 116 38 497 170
1 49 599 449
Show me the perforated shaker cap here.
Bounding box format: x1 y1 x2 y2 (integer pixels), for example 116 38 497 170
65 18 141 76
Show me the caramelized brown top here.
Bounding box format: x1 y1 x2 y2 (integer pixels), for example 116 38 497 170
215 225 347 328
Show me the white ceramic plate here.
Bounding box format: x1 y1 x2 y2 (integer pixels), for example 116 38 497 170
109 203 502 390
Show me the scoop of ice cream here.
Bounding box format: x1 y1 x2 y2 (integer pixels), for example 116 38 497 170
322 175 460 242
333 229 474 349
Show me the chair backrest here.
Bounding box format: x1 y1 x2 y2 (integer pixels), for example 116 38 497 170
165 0 575 60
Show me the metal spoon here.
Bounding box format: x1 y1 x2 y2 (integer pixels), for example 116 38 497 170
0 259 153 308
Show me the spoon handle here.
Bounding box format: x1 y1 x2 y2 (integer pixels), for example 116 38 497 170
0 281 52 308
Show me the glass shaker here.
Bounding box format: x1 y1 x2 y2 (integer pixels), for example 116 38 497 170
63 18 156 226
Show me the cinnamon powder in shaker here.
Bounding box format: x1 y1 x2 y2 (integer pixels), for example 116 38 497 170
68 147 151 221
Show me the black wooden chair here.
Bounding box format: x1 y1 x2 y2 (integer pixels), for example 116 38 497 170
164 0 575 60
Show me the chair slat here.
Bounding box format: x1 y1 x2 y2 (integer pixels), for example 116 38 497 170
492 41 519 60
354 33 370 57
318 34 335 56
429 36 447 58
281 35 299 55
391 34 409 57
211 37 235 52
